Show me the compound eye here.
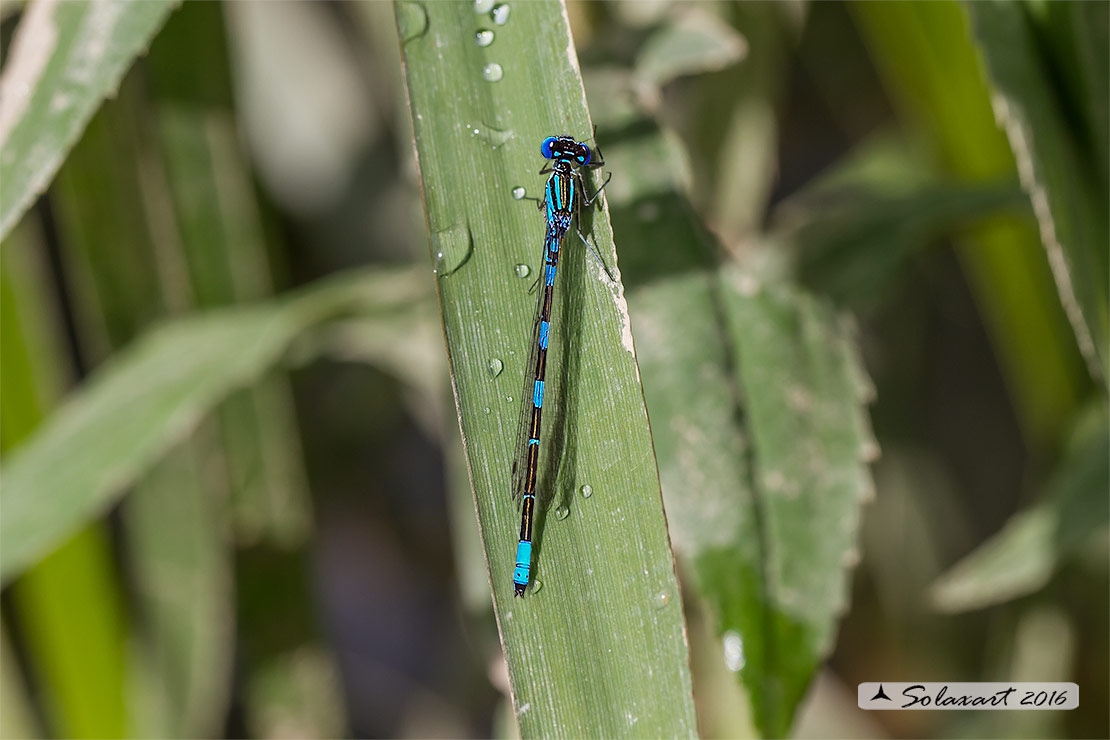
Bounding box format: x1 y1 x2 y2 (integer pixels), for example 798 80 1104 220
540 137 557 159
578 144 592 165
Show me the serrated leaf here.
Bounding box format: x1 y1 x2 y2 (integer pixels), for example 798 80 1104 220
716 260 874 735
0 0 178 241
852 0 1086 448
604 114 873 736
967 1 1109 383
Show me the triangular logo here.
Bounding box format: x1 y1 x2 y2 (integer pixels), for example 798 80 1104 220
870 684 892 701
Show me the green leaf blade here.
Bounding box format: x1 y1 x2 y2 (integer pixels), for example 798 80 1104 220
0 0 178 241
967 0 1110 383
396 1 696 736
931 414 1109 612
0 267 426 585
2 224 129 740
603 103 874 735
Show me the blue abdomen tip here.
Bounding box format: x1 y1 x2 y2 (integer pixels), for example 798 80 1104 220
513 541 532 590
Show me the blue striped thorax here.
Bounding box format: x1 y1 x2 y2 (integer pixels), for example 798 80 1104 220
541 134 592 226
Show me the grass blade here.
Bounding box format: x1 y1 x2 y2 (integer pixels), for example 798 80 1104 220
145 0 311 548
124 437 233 738
0 626 38 739
48 64 237 736
395 1 697 735
931 411 1109 612
2 221 128 738
0 0 177 241
967 1 1110 383
852 0 1086 448
0 266 428 585
775 131 1027 309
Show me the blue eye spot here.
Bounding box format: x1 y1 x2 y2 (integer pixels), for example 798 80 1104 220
580 145 592 165
540 137 557 159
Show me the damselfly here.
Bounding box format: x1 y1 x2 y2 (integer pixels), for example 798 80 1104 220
511 134 612 597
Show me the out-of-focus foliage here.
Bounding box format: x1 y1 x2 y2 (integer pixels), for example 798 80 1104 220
0 1 1104 739
967 1 1109 384
0 266 428 584
0 0 176 239
931 408 1108 612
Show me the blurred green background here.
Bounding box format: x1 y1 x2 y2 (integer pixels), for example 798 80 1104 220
0 1 1106 738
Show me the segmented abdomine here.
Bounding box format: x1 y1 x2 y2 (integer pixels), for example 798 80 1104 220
513 136 602 598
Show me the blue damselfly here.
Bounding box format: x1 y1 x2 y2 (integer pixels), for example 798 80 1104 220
511 134 611 597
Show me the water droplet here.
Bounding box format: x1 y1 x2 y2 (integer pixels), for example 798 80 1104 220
554 505 569 520
511 186 526 200
514 263 531 278
474 29 494 47
468 121 510 148
723 630 745 672
488 358 504 377
483 407 491 414
491 3 511 24
506 395 513 403
579 484 593 499
396 1 428 42
430 222 473 276
473 0 495 13
654 591 671 609
482 62 504 82
531 578 543 594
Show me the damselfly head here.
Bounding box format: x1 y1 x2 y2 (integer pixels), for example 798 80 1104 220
540 135 592 166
